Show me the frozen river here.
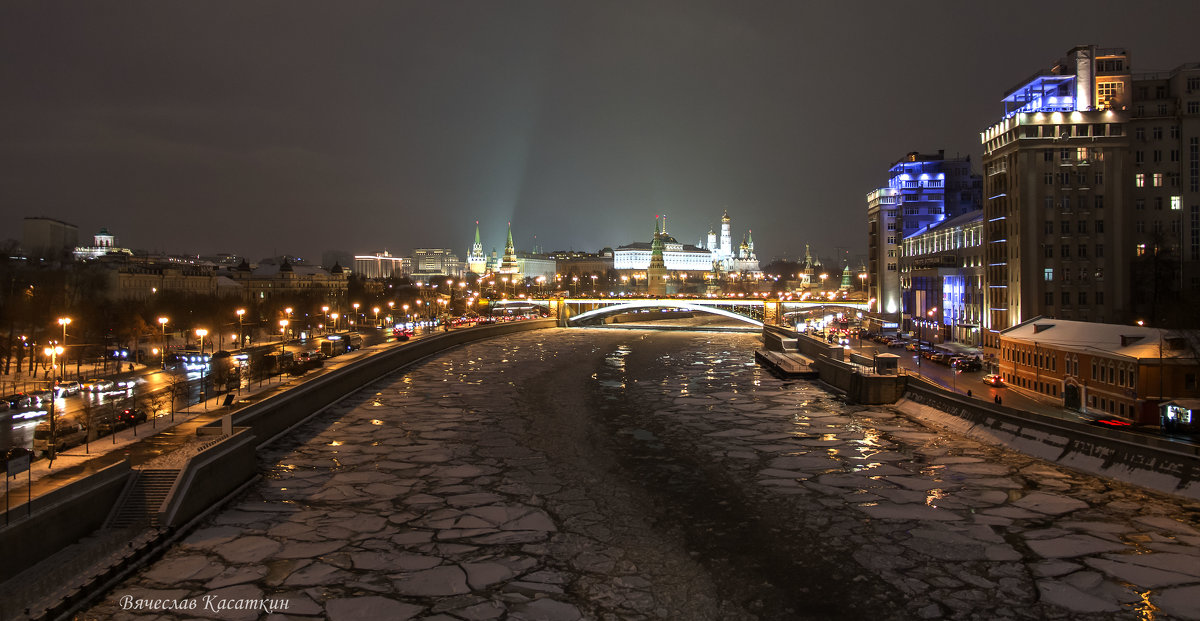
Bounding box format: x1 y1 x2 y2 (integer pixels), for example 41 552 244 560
86 329 1200 620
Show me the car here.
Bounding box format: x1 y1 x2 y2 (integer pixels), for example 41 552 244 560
118 408 148 426
4 393 34 409
56 381 81 396
953 358 983 372
30 389 55 405
982 374 1005 387
82 378 116 392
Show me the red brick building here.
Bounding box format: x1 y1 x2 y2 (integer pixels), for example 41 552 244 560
999 317 1200 424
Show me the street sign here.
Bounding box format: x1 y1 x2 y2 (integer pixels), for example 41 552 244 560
5 453 30 476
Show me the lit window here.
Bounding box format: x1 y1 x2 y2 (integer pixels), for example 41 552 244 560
1154 173 1164 187
1044 268 1053 281
1135 173 1145 187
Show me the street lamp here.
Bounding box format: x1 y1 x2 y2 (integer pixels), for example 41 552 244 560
43 345 64 460
330 313 339 332
279 319 289 351
158 317 169 368
402 304 409 328
235 308 245 348
352 302 361 327
373 306 380 328
57 317 71 375
322 305 330 334
196 328 209 408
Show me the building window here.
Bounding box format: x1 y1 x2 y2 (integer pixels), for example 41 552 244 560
1044 172 1054 185
1045 292 1054 306
1137 243 1147 256
1044 268 1053 281
1096 244 1104 257
1172 126 1181 139
1044 150 1054 162
1156 197 1164 210
1044 221 1054 234
1044 196 1054 210
1137 220 1145 233
1154 173 1164 187
1061 291 1070 306
1061 197 1072 211
1136 198 1145 211
1061 221 1070 234
1189 101 1200 114
1079 291 1087 305
1061 244 1070 258
1095 171 1104 185
1077 220 1087 233
1136 150 1145 163
1078 244 1087 258
1136 173 1145 187
1044 245 1053 258
1136 127 1146 140
887 263 896 271
1187 373 1197 390
1153 127 1163 140
1095 220 1104 233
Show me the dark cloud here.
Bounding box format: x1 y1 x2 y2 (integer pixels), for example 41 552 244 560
2 1 1197 263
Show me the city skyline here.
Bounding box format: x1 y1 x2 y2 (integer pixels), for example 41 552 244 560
3 2 1198 262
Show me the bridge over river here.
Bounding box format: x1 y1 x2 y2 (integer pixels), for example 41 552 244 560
493 296 870 328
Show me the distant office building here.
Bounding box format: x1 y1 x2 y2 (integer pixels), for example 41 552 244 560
899 211 985 346
412 248 463 277
354 251 406 279
22 216 79 260
866 151 981 320
553 249 615 280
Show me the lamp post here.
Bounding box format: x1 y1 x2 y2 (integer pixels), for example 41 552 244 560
284 307 293 339
402 304 409 329
195 329 208 409
57 317 71 377
352 303 361 328
158 317 169 369
330 313 339 333
387 301 395 326
373 306 380 328
235 309 245 349
43 345 64 460
279 320 289 352
322 306 330 334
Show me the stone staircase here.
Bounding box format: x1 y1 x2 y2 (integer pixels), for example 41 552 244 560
105 469 180 529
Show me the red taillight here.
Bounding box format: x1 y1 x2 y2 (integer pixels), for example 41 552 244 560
1097 419 1131 427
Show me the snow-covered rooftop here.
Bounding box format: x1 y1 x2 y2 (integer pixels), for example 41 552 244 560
1001 316 1198 361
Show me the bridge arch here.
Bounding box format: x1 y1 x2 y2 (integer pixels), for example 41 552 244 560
568 299 764 328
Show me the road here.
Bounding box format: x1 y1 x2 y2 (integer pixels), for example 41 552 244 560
0 328 399 455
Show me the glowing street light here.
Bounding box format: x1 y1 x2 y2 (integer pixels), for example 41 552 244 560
373 306 380 327
235 308 246 348
57 317 71 374
322 305 330 334
43 344 65 460
158 317 169 368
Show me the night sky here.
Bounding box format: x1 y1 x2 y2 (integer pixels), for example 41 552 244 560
3 2 1198 265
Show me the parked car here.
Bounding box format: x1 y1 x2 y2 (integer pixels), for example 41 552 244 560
33 416 88 455
118 408 148 426
953 358 983 372
982 374 1006 387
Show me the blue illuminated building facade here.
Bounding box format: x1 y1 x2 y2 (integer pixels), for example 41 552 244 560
866 151 981 337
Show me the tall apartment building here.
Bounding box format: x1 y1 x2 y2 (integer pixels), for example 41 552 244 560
980 46 1134 352
866 151 981 320
1127 63 1200 325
